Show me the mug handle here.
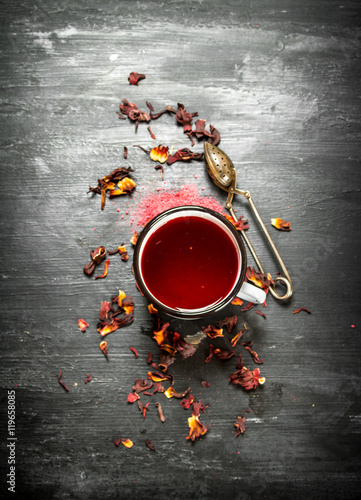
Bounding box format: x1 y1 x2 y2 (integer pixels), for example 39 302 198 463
237 282 266 304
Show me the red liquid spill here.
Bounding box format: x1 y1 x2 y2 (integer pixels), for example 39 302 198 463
141 216 239 310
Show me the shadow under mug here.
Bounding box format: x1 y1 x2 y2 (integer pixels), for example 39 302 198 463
133 205 266 319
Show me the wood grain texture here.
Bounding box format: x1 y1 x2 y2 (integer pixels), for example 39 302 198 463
1 1 361 499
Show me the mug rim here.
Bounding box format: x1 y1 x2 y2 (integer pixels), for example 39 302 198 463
132 205 247 319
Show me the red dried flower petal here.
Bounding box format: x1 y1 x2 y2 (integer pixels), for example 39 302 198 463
127 392 140 403
180 394 194 410
78 319 89 332
271 218 291 231
95 259 110 279
122 438 133 448
164 387 191 399
201 380 210 388
229 367 266 390
234 409 251 436
83 246 107 275
244 345 263 364
84 373 92 384
231 329 244 348
166 148 203 165
128 71 146 86
58 370 69 392
129 346 138 359
150 145 169 164
217 315 237 333
155 402 165 423
205 344 214 363
146 438 156 451
99 340 109 359
130 231 138 246
202 325 223 339
293 307 312 314
186 414 208 441
213 348 235 361
231 297 243 307
255 310 266 318
114 438 121 447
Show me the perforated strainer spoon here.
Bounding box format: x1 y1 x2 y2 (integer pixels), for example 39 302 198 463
204 142 293 300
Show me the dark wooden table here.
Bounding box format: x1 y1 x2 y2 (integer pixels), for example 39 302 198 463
1 1 361 499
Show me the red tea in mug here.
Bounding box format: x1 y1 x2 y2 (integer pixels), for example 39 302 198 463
140 215 240 310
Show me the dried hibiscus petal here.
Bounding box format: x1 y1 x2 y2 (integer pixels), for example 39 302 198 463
99 340 109 360
271 218 291 231
231 329 244 348
231 297 243 307
234 409 251 436
180 394 194 409
127 392 140 403
205 344 214 363
84 373 92 384
229 367 266 391
214 348 235 362
137 400 150 420
217 315 237 334
128 71 146 86
164 386 191 399
244 345 263 364
130 231 138 245
255 310 266 318
202 325 223 339
78 319 89 332
146 438 156 451
175 103 198 133
150 145 169 163
293 307 312 314
155 402 165 423
113 438 121 447
186 414 208 441
58 370 69 392
83 246 107 276
148 371 174 385
129 346 138 359
95 259 110 279
201 380 210 388
166 148 203 165
122 438 134 448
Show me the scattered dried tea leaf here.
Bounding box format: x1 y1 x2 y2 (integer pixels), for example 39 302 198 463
128 71 146 86
146 352 153 364
225 214 249 231
97 291 134 337
78 319 89 332
84 373 92 384
201 380 210 388
122 438 134 448
113 438 121 447
255 310 266 318
293 307 312 314
88 166 135 210
231 297 243 307
229 367 266 391
137 400 150 420
205 344 214 363
234 409 251 436
271 218 291 231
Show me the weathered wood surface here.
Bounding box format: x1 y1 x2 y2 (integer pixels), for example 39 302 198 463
1 1 361 499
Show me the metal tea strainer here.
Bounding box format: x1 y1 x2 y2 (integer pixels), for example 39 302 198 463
204 142 293 301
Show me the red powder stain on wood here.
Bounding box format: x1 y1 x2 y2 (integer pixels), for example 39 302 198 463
132 184 224 226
